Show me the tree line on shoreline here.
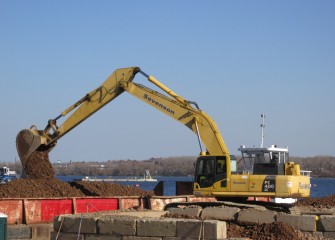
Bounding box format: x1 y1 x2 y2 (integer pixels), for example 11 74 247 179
3 155 335 178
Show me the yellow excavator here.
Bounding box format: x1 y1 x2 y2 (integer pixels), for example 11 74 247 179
16 67 310 199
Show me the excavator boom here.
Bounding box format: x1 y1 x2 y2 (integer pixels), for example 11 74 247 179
16 66 229 168
16 67 140 165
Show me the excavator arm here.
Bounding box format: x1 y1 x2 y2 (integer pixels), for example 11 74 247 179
16 67 139 164
16 67 229 168
122 71 229 157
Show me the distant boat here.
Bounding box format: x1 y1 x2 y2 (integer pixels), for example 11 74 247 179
0 167 19 184
81 170 157 182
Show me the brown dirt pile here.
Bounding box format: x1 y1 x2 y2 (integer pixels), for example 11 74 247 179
0 179 152 198
23 151 54 179
0 178 84 198
4 151 151 198
70 181 153 197
294 194 335 208
227 222 302 240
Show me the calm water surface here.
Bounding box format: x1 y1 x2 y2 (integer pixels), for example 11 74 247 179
57 176 335 197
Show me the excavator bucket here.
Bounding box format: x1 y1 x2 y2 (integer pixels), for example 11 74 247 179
16 129 47 165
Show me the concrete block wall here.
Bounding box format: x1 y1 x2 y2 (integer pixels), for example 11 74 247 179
7 224 53 240
318 215 335 238
237 209 276 224
200 207 239 221
99 217 137 236
8 206 334 239
51 215 227 240
168 206 335 238
137 218 177 237
276 213 317 232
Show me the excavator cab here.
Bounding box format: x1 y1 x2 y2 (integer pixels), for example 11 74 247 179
194 155 230 193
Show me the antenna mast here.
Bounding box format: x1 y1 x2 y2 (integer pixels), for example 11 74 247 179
260 113 265 147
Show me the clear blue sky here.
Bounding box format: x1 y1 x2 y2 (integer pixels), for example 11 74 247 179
1 1 334 162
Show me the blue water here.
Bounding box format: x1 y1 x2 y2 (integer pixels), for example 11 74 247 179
57 175 335 198
310 178 335 198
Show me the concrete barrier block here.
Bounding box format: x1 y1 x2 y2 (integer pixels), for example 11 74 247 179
289 206 308 215
203 220 226 240
50 231 84 240
98 216 137 236
137 218 177 237
176 219 226 239
290 206 335 215
54 215 97 233
176 219 200 239
114 210 167 218
53 214 70 231
300 231 324 240
167 207 202 218
237 209 276 224
86 234 122 240
324 232 335 239
7 224 31 239
225 238 252 240
276 214 317 232
123 237 162 240
165 238 248 240
318 215 335 232
201 207 239 221
163 237 200 240
31 223 54 240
